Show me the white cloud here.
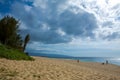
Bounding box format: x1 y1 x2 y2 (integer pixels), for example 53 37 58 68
41 23 50 31
24 5 32 12
76 0 120 40
19 22 28 30
56 28 66 36
69 37 120 50
108 0 120 6
33 0 47 9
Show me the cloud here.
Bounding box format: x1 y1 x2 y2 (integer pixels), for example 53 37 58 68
1 0 120 44
10 0 98 44
102 32 120 40
1 0 120 57
78 0 120 40
58 10 97 37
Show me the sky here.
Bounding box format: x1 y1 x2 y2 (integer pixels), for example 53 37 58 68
0 0 120 57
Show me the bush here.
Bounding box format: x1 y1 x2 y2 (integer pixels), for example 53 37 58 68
0 44 34 60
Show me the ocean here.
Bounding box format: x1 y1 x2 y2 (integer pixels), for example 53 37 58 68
73 57 120 66
29 53 120 66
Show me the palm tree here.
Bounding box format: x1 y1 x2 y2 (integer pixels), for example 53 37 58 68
23 34 30 52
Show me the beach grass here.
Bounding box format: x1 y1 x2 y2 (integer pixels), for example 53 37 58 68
0 44 34 60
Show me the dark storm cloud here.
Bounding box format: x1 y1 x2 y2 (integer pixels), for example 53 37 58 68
19 26 72 44
9 0 98 44
12 1 97 44
58 10 97 37
30 29 71 44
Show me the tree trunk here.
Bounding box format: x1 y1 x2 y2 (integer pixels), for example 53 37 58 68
23 43 26 52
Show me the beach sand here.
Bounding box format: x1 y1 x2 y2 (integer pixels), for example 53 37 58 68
0 57 120 80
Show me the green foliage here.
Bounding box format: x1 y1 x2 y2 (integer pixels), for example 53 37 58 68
0 15 22 48
0 44 34 60
0 15 33 60
23 34 30 52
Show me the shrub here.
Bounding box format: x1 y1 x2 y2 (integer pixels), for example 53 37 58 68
0 44 34 60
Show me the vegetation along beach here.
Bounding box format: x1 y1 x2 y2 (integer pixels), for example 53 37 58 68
0 0 120 80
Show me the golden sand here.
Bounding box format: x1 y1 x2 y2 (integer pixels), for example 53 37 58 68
0 57 120 80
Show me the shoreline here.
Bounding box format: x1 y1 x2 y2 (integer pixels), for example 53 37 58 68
0 56 120 80
32 56 120 66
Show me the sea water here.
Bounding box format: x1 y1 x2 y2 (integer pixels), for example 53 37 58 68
29 53 120 66
73 57 120 66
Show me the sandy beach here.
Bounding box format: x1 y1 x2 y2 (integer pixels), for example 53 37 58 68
0 57 120 80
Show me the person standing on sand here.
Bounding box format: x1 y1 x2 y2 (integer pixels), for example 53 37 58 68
106 60 108 64
77 60 79 63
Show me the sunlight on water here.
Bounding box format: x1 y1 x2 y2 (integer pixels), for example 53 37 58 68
117 58 120 60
